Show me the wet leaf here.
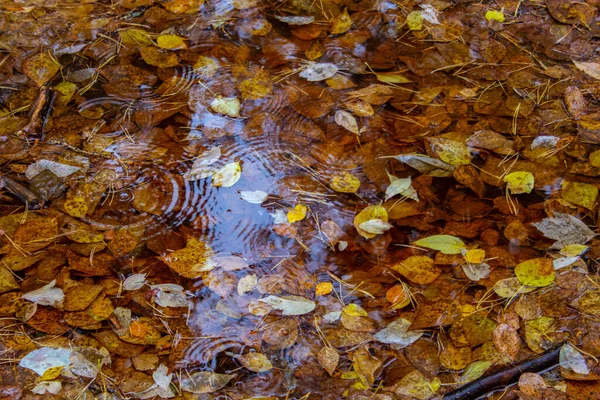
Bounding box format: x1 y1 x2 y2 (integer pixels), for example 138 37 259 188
299 62 338 81
318 346 339 376
184 147 221 181
274 15 315 25
374 318 423 348
330 9 352 34
560 343 589 375
32 381 62 395
158 236 215 278
22 280 64 307
237 274 257 295
260 295 315 315
493 323 520 361
335 110 361 135
391 256 441 285
212 162 242 187
240 190 268 204
140 46 178 68
238 76 272 100
210 96 241 118
515 258 555 287
358 219 393 235
406 11 423 30
25 159 80 179
19 347 72 376
153 364 173 391
533 212 595 249
561 180 598 210
440 343 471 370
151 284 191 308
287 204 308 223
354 205 389 239
394 370 440 399
385 174 418 201
485 10 505 22
156 34 187 50
123 273 147 291
395 154 455 177
573 61 600 80
458 361 492 384
504 171 534 194
376 71 411 84
237 352 273 372
428 137 471 166
330 172 361 193
462 262 490 281
493 277 537 298
23 53 60 86
180 371 234 394
413 234 466 254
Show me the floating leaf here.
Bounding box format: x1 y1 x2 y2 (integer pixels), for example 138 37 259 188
385 174 418 201
330 172 361 193
532 212 595 249
158 236 215 278
504 171 534 194
237 274 257 295
287 204 308 223
316 282 333 296
406 11 423 30
358 219 393 235
240 190 268 204
335 110 361 135
413 234 466 254
22 280 64 307
209 96 241 118
140 46 178 68
153 364 173 391
25 159 80 179
560 343 589 375
299 62 338 81
515 258 555 287
237 352 273 372
376 71 411 84
184 147 221 181
259 295 315 315
151 284 191 308
180 372 234 394
156 34 187 50
395 154 455 177
318 347 339 376
462 262 491 281
19 347 72 376
391 256 441 285
238 76 272 100
353 205 389 239
373 318 423 348
213 162 242 188
485 10 505 22
428 137 472 166
193 56 218 77
274 15 315 25
561 180 598 210
464 249 486 264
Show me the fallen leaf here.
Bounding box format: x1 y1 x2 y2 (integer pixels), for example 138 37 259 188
330 172 361 193
561 180 598 210
237 352 273 372
330 8 352 34
237 274 257 295
413 234 466 254
158 236 215 278
385 174 418 201
428 137 472 166
373 318 423 348
299 62 338 81
184 147 221 181
259 295 315 315
532 212 595 249
25 159 81 179
391 256 441 285
287 204 308 223
240 190 268 204
406 11 423 30
23 53 60 86
156 34 187 50
485 10 505 22
515 258 555 287
395 154 455 177
574 61 600 80
318 346 339 376
315 282 333 296
22 280 64 307
335 110 361 135
354 205 389 239
153 364 173 391
504 171 534 194
19 347 72 376
123 274 147 291
560 343 589 375
209 96 241 118
212 162 242 187
458 361 492 384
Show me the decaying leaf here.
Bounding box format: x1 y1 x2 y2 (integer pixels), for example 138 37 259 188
22 280 64 307
395 154 455 177
184 147 221 181
19 347 72 376
533 212 595 249
240 190 268 204
259 295 315 315
180 372 235 394
560 343 589 375
212 162 242 187
335 110 362 135
373 318 423 348
515 258 555 287
236 352 273 372
318 346 339 376
385 174 418 201
298 62 338 81
158 236 215 278
391 256 441 285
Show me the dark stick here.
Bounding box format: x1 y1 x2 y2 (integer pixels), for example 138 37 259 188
441 346 561 400
16 85 55 141
0 175 44 209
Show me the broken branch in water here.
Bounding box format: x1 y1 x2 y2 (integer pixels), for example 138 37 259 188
16 85 55 141
441 346 561 400
0 175 44 209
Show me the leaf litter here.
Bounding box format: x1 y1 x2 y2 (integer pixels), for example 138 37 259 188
2 0 600 398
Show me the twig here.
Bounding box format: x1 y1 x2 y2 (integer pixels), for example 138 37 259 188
16 85 55 140
0 175 44 209
441 346 562 400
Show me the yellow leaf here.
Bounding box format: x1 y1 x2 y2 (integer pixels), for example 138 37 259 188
515 258 555 287
41 366 63 381
64 196 89 218
504 171 534 194
23 53 60 87
391 256 441 285
287 204 308 223
209 96 241 117
561 180 598 210
485 10 505 23
376 71 411 84
413 234 466 254
464 249 485 264
193 56 218 77
238 77 272 100
353 205 388 239
140 46 179 68
406 11 423 31
343 303 368 317
119 28 153 46
428 137 471 166
330 9 352 35
54 81 77 105
158 236 215 278
212 162 242 187
330 172 360 193
315 282 333 296
156 34 187 50
560 244 588 257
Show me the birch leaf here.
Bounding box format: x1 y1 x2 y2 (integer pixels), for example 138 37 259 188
19 347 72 376
374 318 423 348
318 347 339 376
210 96 241 117
574 61 600 80
123 274 147 291
330 172 361 193
428 137 472 166
395 154 455 177
158 237 215 278
237 352 273 372
532 212 595 249
413 234 466 254
358 219 393 235
560 343 589 375
504 171 534 194
354 205 389 239
153 364 173 391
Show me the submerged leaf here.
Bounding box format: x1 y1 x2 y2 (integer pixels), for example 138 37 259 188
515 258 555 287
385 174 418 201
395 154 455 177
158 236 215 278
287 204 308 223
374 318 423 348
299 62 338 81
532 212 595 249
354 205 389 239
19 347 72 376
209 96 241 118
259 295 315 315
184 147 221 181
504 171 534 194
335 110 361 135
180 372 234 394
560 343 589 375
413 234 466 254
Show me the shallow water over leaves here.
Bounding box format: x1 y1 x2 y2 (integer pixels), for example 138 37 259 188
2 0 600 399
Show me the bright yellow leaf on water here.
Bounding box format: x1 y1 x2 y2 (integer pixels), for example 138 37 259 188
210 96 241 117
391 255 441 285
428 137 472 166
561 180 598 210
515 258 555 287
287 204 308 223
315 282 333 296
156 34 187 50
464 249 486 264
413 234 466 254
353 205 388 239
485 10 505 22
330 172 361 193
64 195 89 218
212 162 242 187
158 236 215 278
330 8 352 35
376 71 411 84
504 171 534 194
343 303 368 317
406 11 423 31
41 366 63 381
238 77 272 100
